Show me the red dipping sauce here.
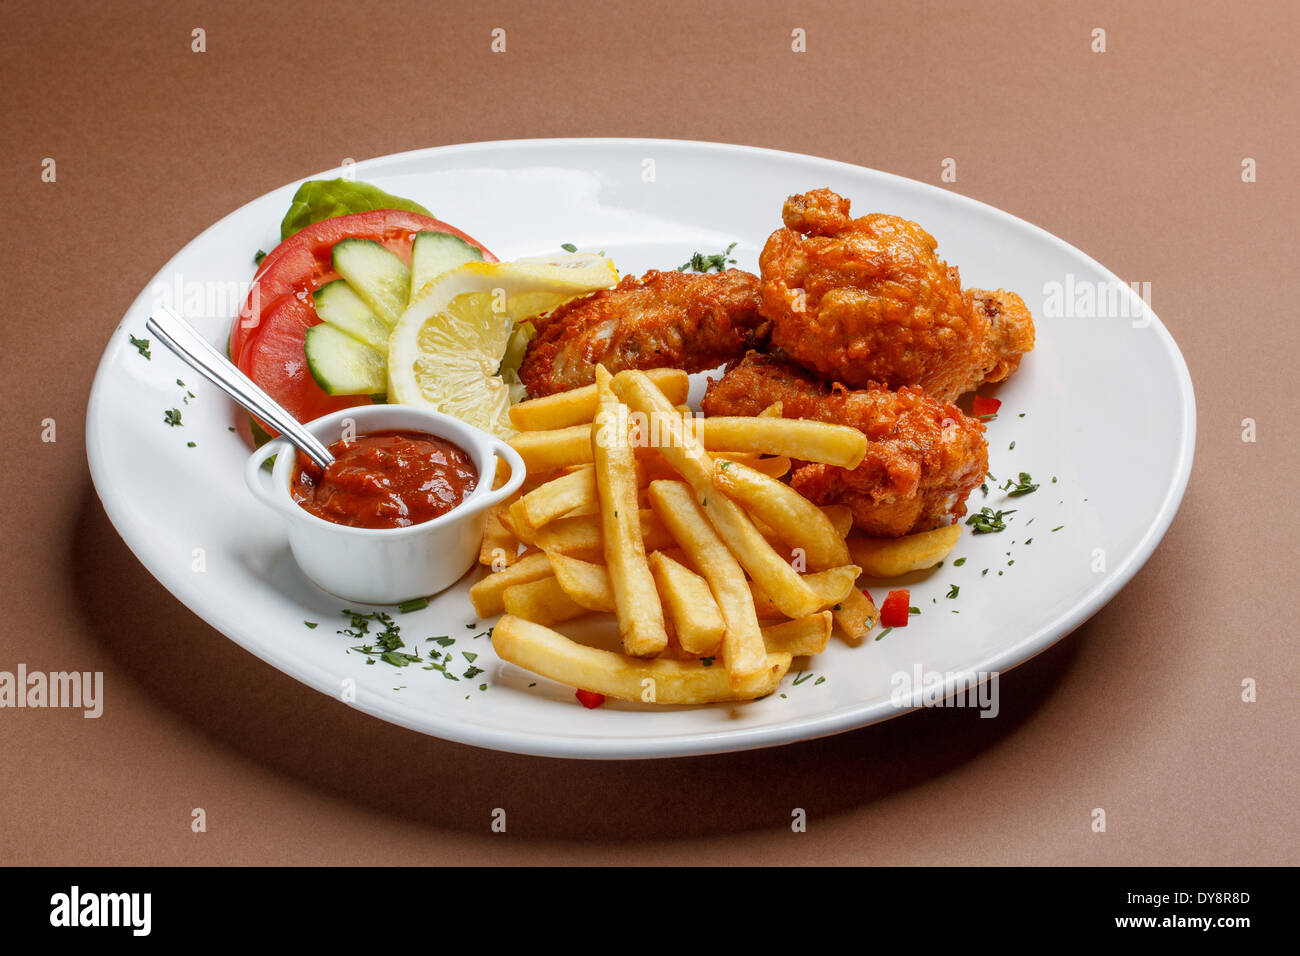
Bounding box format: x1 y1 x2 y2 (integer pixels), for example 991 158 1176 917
291 430 478 529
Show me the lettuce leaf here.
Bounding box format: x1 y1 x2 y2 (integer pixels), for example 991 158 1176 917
280 179 434 241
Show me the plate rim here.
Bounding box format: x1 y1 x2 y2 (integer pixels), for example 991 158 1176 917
85 136 1197 759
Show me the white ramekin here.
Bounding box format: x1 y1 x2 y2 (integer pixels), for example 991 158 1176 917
244 405 525 604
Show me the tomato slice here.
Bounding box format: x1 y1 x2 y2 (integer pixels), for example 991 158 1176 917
230 209 497 365
237 292 370 434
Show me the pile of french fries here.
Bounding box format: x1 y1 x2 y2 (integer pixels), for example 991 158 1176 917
475 367 961 705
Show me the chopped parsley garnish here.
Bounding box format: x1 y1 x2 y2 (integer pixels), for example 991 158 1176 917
700 656 715 667
814 676 826 686
186 441 196 448
463 666 485 680
909 606 920 615
254 249 267 266
1009 441 1016 450
946 585 959 599
966 507 1016 534
338 609 425 669
430 636 454 646
398 597 428 613
163 408 183 427
792 671 814 686
129 334 151 359
560 242 578 252
677 242 738 273
304 621 318 629
1051 525 1064 532
462 652 477 663
953 557 966 566
875 627 893 641
1001 472 1039 497
176 378 186 387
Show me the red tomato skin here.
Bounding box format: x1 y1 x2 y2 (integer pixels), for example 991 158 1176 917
880 589 911 628
575 689 606 709
971 396 1002 417
237 292 370 434
230 210 497 365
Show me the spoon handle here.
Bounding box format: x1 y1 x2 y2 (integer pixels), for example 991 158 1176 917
146 305 336 471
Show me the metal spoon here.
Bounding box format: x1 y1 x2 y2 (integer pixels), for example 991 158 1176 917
146 305 336 470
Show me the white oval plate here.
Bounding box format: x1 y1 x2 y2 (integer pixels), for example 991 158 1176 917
86 139 1194 759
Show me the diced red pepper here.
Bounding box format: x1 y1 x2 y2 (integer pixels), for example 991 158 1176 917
861 588 876 607
880 589 911 628
575 689 606 709
972 396 1002 418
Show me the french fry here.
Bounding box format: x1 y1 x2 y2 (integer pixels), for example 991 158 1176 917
711 458 851 569
648 551 725 656
758 401 783 418
805 565 860 606
502 575 591 627
469 551 555 618
716 453 791 479
478 510 519 567
502 499 538 547
517 466 597 529
593 366 667 656
537 508 674 558
492 615 791 703
761 612 832 656
612 370 824 620
819 505 853 539
512 412 867 472
694 416 866 468
509 424 594 472
749 566 858 619
848 524 962 577
509 368 690 431
830 585 878 642
750 587 784 621
547 552 615 613
647 480 768 682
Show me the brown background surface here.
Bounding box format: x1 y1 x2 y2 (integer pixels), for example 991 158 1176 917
3 0 1296 865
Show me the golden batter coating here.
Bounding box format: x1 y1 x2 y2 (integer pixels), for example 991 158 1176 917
759 188 1034 402
519 268 768 397
701 352 988 538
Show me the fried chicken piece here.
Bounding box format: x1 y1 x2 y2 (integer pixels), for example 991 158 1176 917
519 268 768 397
701 352 988 537
759 188 1034 401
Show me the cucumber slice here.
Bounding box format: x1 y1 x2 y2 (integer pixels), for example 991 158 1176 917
411 231 483 299
312 280 390 350
304 323 387 396
331 238 410 327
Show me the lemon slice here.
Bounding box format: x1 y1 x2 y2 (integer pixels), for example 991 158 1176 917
387 255 618 436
